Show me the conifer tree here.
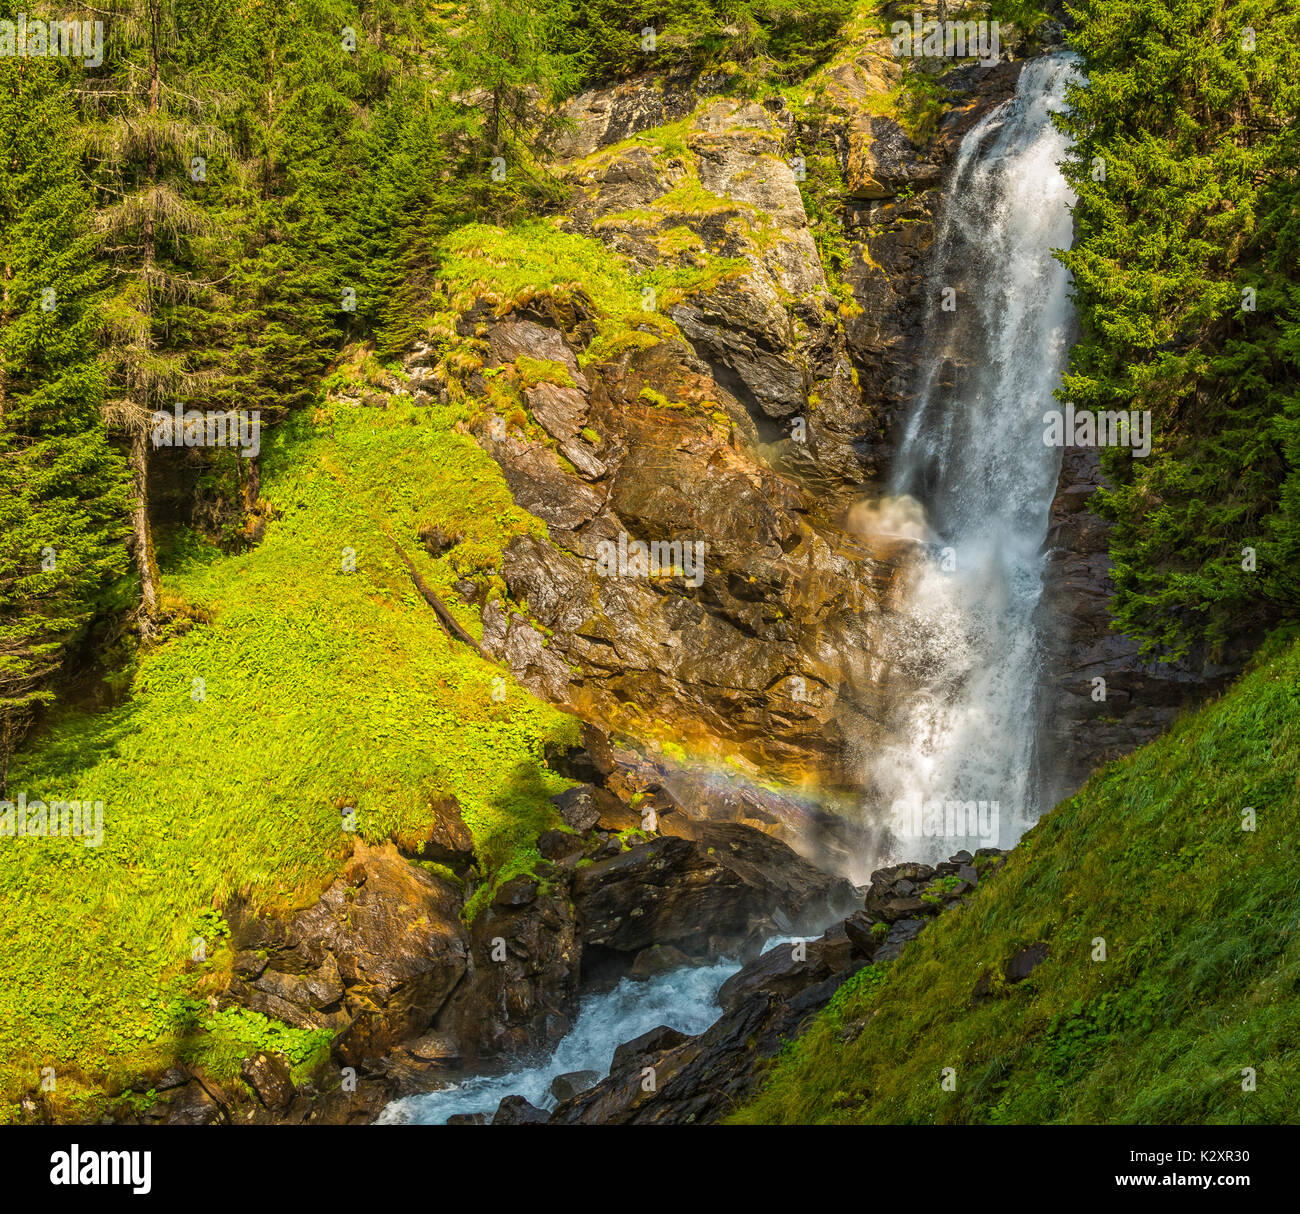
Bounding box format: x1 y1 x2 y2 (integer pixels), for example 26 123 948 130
0 51 128 783
84 0 215 632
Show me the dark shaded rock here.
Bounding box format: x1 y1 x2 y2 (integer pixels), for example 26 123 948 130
550 1070 601 1103
492 1095 551 1125
239 1051 296 1112
611 1025 691 1075
164 1081 227 1126
552 979 849 1126
1039 443 1244 803
629 945 695 980
494 875 538 908
876 896 932 922
872 917 926 962
842 910 882 959
436 881 580 1061
305 1077 399 1125
446 1112 488 1125
715 936 843 1014
231 950 267 980
538 829 586 864
394 796 475 869
1004 942 1049 984
572 825 850 958
552 784 602 832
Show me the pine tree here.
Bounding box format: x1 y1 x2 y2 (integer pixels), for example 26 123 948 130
0 51 128 783
84 0 216 632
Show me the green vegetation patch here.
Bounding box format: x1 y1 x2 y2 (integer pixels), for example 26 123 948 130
0 389 577 1119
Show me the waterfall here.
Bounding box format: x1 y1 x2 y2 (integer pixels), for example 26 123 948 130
865 53 1082 861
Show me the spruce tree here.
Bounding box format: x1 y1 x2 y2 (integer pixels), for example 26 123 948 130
0 51 128 783
84 0 215 632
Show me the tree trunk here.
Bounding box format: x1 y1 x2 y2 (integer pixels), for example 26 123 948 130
132 0 164 633
130 424 161 623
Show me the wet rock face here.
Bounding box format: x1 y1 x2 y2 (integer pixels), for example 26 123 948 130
1038 445 1241 803
572 825 856 962
434 880 581 1060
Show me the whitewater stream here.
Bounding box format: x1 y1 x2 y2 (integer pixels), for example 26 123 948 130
379 958 743 1123
866 52 1082 860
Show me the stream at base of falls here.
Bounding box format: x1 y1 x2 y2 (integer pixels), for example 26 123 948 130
378 958 743 1124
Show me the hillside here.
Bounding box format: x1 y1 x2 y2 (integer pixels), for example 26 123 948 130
732 629 1300 1124
0 345 578 1119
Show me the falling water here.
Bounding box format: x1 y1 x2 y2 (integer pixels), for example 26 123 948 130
866 53 1082 860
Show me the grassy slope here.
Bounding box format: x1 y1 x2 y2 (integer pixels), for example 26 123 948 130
733 630 1300 1124
0 375 578 1120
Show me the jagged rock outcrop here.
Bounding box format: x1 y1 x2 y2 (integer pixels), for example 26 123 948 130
572 825 857 966
434 876 582 1059
557 89 871 485
547 846 1008 1125
222 839 468 1065
431 312 903 789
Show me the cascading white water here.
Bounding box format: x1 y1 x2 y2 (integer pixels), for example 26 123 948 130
866 53 1082 860
378 958 742 1124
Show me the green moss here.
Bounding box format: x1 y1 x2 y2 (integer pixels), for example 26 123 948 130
513 355 575 389
436 220 679 365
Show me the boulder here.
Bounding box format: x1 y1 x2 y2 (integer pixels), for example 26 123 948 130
572 824 852 959
494 875 538 908
716 937 847 1014
223 841 468 1064
552 784 603 832
629 945 695 980
492 1096 551 1125
550 1070 601 1103
164 1081 226 1126
537 829 586 864
1004 942 1049 984
239 1052 295 1112
610 1025 691 1075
